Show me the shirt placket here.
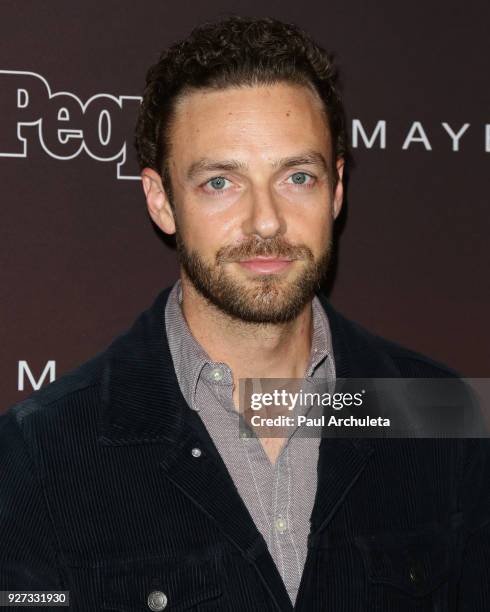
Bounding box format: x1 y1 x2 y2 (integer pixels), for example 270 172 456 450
270 441 302 604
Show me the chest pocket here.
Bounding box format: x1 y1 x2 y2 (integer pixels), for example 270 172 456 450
100 557 223 611
354 521 459 611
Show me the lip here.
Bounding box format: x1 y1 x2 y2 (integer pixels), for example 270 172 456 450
236 257 294 274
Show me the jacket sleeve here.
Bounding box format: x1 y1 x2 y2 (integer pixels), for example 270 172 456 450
457 439 490 610
0 408 65 591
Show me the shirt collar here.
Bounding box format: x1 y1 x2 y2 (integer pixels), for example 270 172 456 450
165 279 334 411
165 280 222 412
306 296 332 377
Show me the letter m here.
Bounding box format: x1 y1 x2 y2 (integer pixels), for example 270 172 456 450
352 119 386 149
18 360 56 391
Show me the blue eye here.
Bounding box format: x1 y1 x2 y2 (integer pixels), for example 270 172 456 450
288 172 312 185
207 176 229 190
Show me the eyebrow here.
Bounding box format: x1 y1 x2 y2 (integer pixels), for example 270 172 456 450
185 150 330 181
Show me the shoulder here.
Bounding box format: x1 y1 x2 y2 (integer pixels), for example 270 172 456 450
3 287 171 426
1 350 105 455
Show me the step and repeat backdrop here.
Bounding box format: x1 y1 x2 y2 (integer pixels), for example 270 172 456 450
1 0 489 410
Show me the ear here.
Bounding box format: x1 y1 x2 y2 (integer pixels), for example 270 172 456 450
332 158 345 220
140 168 176 235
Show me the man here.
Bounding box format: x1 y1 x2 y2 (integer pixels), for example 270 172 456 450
1 16 489 612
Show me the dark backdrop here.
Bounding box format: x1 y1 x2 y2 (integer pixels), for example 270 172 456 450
1 0 489 410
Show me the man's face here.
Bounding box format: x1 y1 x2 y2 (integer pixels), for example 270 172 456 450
146 82 344 324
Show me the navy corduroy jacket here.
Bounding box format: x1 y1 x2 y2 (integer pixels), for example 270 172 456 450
1 287 489 611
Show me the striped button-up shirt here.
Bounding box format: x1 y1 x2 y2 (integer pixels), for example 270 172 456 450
165 280 335 606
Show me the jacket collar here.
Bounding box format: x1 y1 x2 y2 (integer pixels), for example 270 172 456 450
98 286 400 448
98 286 184 446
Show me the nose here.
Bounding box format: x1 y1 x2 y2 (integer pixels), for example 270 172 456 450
242 185 286 239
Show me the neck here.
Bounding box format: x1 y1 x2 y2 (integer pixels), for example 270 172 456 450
179 275 314 382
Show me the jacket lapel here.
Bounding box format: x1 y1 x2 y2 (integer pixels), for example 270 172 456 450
97 286 293 611
308 294 401 537
158 412 294 612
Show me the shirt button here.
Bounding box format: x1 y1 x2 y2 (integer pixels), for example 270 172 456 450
275 517 288 533
209 367 224 382
191 447 202 458
147 590 167 611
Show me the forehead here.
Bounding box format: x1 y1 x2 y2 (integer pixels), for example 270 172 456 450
168 82 332 168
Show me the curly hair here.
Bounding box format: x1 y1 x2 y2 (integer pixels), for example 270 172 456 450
134 16 348 197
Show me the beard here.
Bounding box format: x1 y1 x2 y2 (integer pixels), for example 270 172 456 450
175 230 332 324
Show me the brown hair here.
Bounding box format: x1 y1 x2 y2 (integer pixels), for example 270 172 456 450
134 16 348 196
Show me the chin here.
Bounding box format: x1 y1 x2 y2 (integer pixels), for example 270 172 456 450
211 279 313 324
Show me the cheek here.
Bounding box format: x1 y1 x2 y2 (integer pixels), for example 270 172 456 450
178 197 243 247
177 211 228 259
288 206 333 250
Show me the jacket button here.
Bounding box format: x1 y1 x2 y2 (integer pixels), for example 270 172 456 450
147 590 168 611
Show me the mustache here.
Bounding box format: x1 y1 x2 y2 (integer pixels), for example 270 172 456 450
216 236 314 263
